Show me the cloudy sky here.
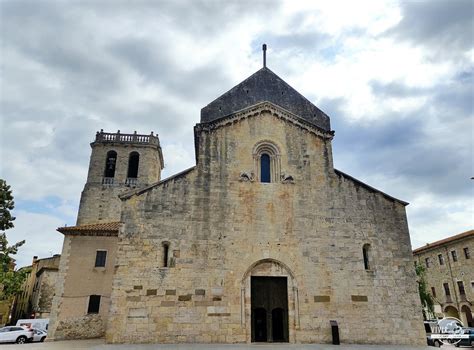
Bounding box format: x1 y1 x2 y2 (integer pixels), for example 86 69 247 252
1 0 472 268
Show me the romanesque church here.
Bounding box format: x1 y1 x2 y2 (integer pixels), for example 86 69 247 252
48 53 425 345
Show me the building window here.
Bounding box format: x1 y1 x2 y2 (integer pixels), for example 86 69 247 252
425 257 431 268
260 154 271 183
362 244 371 270
458 281 466 297
162 242 169 268
443 283 451 303
87 295 101 314
451 250 458 262
104 150 117 178
253 141 281 183
431 287 436 298
463 247 470 259
95 250 107 267
438 254 444 265
127 152 139 178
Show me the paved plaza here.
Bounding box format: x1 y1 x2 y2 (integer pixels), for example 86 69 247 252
2 339 447 349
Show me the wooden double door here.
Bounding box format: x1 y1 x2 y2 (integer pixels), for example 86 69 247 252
251 276 289 342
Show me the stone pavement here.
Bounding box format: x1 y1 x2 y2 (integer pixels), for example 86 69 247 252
3 339 444 349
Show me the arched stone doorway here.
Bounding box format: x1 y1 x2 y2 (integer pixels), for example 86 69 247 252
461 305 473 327
241 259 299 343
444 305 460 319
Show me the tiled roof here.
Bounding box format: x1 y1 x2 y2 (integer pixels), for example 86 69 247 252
200 67 331 131
413 229 474 254
57 222 121 236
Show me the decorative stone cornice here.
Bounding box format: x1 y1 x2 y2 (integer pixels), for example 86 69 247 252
195 101 335 141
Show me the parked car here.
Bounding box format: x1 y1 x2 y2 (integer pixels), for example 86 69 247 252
31 328 47 342
454 327 474 347
425 321 442 347
0 326 34 344
16 318 49 331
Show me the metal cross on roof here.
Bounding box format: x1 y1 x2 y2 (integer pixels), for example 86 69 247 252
262 44 267 68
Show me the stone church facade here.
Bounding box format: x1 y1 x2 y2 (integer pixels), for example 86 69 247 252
49 65 425 345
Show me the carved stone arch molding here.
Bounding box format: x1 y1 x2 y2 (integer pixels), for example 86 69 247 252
252 140 281 183
240 258 300 343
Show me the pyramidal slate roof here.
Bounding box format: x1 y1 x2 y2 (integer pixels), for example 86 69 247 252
200 67 331 131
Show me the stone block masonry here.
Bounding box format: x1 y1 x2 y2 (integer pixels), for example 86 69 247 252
105 107 425 345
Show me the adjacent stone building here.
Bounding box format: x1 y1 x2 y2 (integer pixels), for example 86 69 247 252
49 62 425 345
11 255 60 323
413 230 473 327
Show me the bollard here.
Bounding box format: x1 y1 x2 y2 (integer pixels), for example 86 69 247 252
330 320 340 345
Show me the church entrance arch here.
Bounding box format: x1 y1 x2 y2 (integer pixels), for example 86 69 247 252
241 259 299 343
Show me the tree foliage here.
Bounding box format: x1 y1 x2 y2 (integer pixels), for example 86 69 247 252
0 179 27 300
416 263 435 320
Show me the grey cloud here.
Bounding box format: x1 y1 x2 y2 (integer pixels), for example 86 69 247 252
330 109 471 202
318 64 472 203
385 0 473 59
109 37 232 104
369 80 429 98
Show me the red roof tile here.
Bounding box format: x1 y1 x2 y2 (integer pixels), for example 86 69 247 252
413 229 474 254
57 222 121 236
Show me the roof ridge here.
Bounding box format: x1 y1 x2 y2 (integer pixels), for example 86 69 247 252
200 67 330 131
413 229 474 253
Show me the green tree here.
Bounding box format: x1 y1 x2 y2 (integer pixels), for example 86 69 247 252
0 179 28 300
416 263 435 320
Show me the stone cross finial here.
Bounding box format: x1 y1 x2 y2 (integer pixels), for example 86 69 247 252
262 44 267 68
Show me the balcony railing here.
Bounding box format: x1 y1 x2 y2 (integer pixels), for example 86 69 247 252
125 178 138 187
95 130 159 145
102 177 115 185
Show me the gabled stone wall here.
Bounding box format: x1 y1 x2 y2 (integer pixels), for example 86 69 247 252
106 108 425 345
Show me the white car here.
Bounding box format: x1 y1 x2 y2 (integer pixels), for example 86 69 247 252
0 326 34 344
32 328 47 342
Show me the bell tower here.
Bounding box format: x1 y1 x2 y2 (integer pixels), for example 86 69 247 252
76 130 164 225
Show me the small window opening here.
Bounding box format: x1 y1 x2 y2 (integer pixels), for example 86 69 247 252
425 257 431 268
438 254 444 265
260 154 271 183
362 244 371 270
431 287 436 298
458 281 466 296
95 250 107 267
451 250 458 262
464 247 470 259
127 152 139 178
162 242 169 268
104 151 117 178
87 295 101 314
443 282 451 296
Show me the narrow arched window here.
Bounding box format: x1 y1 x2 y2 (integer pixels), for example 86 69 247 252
104 151 117 178
363 244 371 270
253 141 281 183
127 152 139 178
260 154 271 183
